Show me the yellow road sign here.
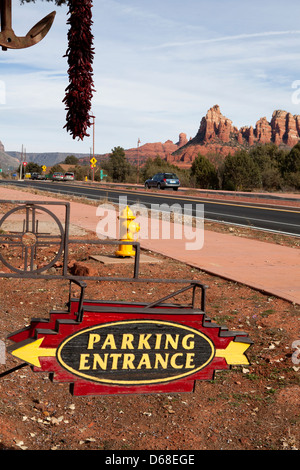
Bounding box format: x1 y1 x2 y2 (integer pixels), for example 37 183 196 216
42 166 47 172
90 157 97 165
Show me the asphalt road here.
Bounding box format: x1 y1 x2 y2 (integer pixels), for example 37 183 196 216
1 180 300 237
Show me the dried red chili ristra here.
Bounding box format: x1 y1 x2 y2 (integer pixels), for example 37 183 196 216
63 0 95 140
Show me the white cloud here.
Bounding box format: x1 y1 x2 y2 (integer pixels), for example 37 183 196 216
148 30 300 50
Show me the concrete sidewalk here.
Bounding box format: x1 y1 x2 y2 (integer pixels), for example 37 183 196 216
0 186 299 304
141 233 300 304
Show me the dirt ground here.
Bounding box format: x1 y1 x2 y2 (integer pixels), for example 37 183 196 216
0 193 299 452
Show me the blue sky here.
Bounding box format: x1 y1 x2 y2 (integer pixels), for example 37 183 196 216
1 0 300 154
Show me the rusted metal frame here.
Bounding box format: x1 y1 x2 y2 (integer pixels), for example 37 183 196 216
82 306 205 319
27 205 34 270
0 200 208 308
23 205 32 271
144 281 207 311
0 201 139 277
0 201 69 274
0 234 22 245
0 200 69 206
63 202 70 277
134 242 140 279
0 272 204 283
71 281 207 323
0 234 62 245
68 279 87 323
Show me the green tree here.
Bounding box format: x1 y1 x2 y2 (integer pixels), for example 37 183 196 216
260 167 283 190
283 143 300 189
222 151 261 191
24 162 42 174
72 165 89 181
64 155 79 165
285 142 300 173
190 154 219 189
105 147 132 182
249 143 287 190
49 164 64 175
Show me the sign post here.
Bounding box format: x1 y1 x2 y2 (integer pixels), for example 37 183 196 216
100 169 107 181
90 157 97 182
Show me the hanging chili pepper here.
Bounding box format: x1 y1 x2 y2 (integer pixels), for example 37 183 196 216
63 0 95 140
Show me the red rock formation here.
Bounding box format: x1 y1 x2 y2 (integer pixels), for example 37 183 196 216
255 117 272 144
169 105 300 167
119 135 189 165
177 133 188 147
271 110 287 145
78 105 300 170
196 105 234 143
125 140 178 163
237 131 243 145
296 115 300 136
286 113 299 147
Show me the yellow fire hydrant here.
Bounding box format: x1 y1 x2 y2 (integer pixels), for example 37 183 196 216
115 206 140 257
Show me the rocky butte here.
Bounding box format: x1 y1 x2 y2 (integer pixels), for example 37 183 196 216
168 105 300 168
0 141 20 171
124 133 188 164
82 134 190 167
110 105 300 169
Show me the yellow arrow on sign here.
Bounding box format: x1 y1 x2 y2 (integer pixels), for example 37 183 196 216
216 341 251 365
8 337 57 368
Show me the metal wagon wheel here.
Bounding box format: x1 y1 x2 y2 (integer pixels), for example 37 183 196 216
0 203 65 274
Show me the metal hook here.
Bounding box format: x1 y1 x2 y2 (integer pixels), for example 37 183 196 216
0 0 56 51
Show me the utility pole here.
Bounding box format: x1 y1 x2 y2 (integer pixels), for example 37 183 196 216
137 138 141 184
19 144 23 180
89 116 97 183
93 116 95 183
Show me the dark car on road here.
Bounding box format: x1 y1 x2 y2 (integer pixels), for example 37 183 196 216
144 172 180 191
31 172 46 180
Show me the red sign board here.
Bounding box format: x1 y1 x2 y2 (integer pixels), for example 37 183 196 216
7 300 252 396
